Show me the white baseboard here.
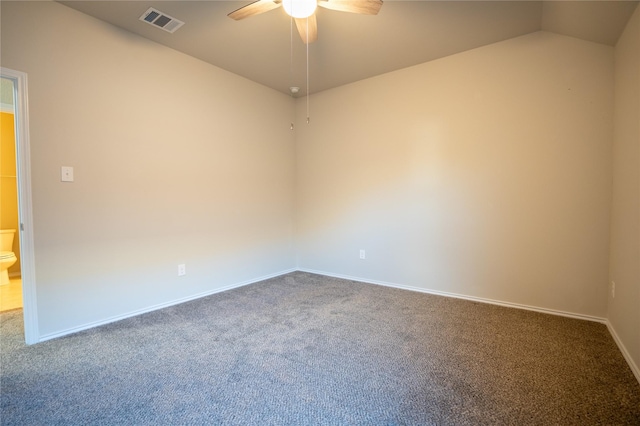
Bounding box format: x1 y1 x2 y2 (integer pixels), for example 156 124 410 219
38 268 297 343
606 321 640 384
297 268 607 323
36 267 639 386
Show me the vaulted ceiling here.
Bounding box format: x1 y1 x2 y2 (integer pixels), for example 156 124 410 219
59 1 639 96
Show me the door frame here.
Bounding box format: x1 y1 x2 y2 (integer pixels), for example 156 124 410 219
2 67 38 344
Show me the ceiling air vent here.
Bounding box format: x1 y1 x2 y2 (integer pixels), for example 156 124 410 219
139 8 185 33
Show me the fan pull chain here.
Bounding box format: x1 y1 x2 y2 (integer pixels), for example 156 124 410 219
290 16 295 130
290 16 294 88
306 16 310 125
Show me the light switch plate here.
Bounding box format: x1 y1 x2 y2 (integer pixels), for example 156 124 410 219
61 166 74 182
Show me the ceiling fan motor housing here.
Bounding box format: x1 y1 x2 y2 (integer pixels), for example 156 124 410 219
282 0 318 19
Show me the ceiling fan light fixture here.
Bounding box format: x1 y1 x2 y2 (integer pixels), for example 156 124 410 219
282 0 317 19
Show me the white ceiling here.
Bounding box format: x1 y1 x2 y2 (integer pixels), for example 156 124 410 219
58 1 639 96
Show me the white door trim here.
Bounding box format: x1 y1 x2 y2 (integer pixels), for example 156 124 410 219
1 67 38 344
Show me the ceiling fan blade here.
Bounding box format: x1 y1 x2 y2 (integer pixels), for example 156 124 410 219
295 15 318 44
318 0 383 15
228 0 281 20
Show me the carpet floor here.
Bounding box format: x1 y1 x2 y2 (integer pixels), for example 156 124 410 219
1 272 639 425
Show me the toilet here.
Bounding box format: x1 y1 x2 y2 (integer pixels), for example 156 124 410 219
0 229 17 286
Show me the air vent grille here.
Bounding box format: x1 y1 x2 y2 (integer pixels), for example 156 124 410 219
139 8 184 33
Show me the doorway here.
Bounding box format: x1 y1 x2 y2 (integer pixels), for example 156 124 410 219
1 76 22 311
0 67 38 344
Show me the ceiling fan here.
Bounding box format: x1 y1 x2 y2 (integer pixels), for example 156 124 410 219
228 0 383 44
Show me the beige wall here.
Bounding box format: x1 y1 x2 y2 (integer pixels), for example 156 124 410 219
296 31 614 319
1 1 296 336
610 5 640 378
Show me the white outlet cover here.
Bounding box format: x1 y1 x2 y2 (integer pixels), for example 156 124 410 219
61 166 74 182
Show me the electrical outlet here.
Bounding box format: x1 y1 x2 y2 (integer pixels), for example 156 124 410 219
61 166 74 182
611 281 615 298
178 264 186 276
359 249 365 260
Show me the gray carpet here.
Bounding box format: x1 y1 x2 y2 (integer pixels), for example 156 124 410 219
1 272 639 425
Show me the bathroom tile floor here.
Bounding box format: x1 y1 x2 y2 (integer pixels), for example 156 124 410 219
0 277 22 312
